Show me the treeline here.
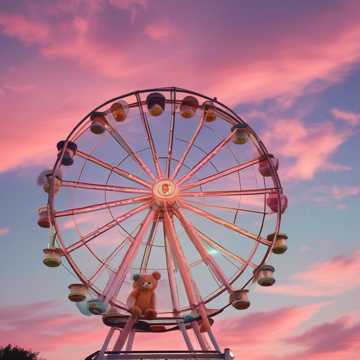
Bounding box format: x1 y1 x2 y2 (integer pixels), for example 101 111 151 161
0 345 44 360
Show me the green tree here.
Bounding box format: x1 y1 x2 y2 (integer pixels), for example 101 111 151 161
0 345 42 360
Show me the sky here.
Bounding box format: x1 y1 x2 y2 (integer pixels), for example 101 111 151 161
1 0 360 359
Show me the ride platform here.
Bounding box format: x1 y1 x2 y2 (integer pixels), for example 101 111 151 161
85 349 234 360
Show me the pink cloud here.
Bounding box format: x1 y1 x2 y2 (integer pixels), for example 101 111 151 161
2 300 359 360
62 212 99 230
284 315 360 360
331 108 360 126
0 13 49 45
0 2 359 100
263 249 360 297
0 301 107 359
217 303 323 347
261 118 352 181
0 106 83 172
0 2 359 175
0 300 323 360
0 84 35 94
0 227 9 236
144 22 174 40
304 185 360 205
331 185 360 200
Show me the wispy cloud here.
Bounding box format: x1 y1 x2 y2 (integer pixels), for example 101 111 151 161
0 301 107 359
1 299 359 360
0 12 49 45
305 185 360 206
0 227 10 236
285 315 360 360
0 1 360 174
261 118 352 181
331 108 360 126
263 249 360 297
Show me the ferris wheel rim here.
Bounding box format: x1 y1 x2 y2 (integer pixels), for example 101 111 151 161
47 86 284 319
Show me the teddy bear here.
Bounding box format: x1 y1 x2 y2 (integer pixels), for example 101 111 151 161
127 271 161 320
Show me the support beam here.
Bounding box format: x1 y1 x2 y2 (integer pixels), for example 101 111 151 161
77 150 152 189
172 113 205 179
192 321 209 351
104 209 155 302
166 89 176 177
106 122 155 180
163 209 211 332
177 130 235 186
174 208 232 292
61 180 151 194
98 327 115 360
55 195 151 217
164 227 194 351
180 158 261 191
66 202 149 253
180 201 271 246
125 330 135 351
140 215 160 272
195 227 257 269
113 317 137 351
136 93 163 178
186 199 267 215
181 187 278 199
208 327 221 352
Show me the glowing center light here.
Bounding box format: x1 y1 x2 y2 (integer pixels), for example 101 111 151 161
152 179 178 205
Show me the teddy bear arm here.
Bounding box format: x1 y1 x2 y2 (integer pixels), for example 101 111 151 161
127 289 139 309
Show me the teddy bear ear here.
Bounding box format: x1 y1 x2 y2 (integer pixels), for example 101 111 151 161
133 274 140 281
152 271 161 280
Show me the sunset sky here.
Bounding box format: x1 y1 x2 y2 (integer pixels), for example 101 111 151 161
1 1 360 359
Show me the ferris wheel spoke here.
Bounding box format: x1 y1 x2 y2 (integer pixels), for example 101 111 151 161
194 226 257 269
177 129 236 186
104 208 156 302
179 201 271 246
106 122 156 180
88 234 130 283
162 208 211 330
174 208 232 292
76 150 152 189
139 214 160 272
182 187 279 198
171 111 205 180
65 202 150 253
61 180 151 194
165 89 177 178
136 93 163 178
55 195 151 217
181 157 262 190
164 226 181 313
186 199 268 215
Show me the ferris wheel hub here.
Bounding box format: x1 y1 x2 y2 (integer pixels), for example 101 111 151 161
152 179 178 206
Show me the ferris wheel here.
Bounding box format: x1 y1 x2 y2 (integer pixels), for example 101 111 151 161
37 87 288 359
